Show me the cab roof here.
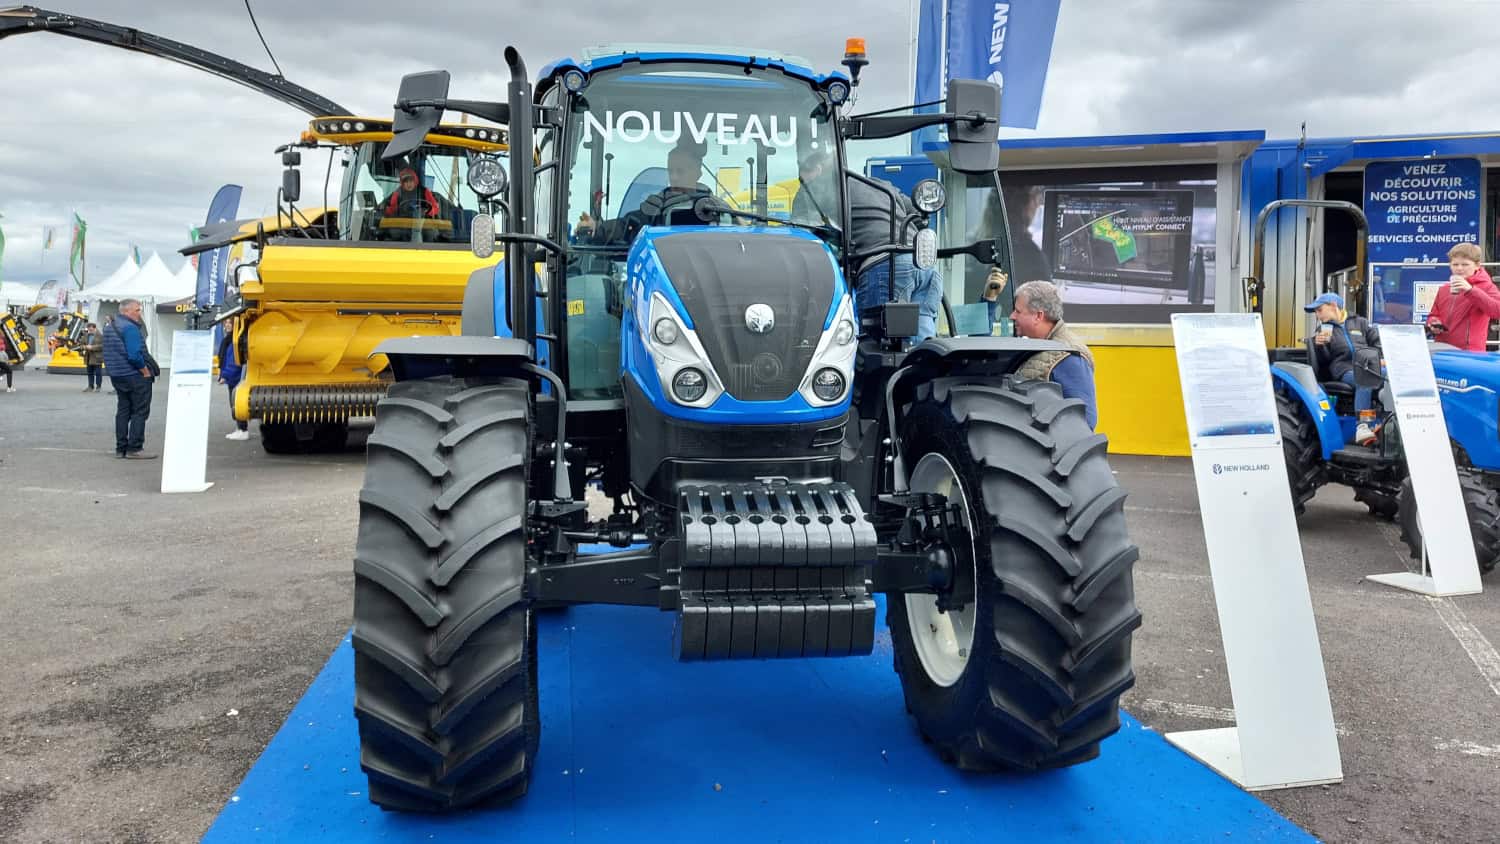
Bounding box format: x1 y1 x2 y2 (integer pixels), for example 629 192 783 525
304 117 508 152
539 44 845 88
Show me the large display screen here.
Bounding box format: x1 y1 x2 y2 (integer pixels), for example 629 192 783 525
1002 168 1217 325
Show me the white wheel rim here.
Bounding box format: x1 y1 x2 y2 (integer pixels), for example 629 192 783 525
904 452 979 688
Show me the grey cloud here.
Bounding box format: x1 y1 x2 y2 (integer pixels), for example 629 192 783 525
3 0 1497 284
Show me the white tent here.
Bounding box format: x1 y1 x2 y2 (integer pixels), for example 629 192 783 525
88 252 197 369
85 255 140 298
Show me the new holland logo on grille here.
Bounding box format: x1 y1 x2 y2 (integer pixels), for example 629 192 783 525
745 304 775 334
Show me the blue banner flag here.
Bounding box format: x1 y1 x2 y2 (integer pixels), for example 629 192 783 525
913 0 1063 151
195 184 243 313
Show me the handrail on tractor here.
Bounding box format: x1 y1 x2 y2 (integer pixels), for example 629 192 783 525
1244 199 1369 314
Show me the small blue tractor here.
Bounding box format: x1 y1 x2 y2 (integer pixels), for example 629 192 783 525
348 43 1140 812
1250 200 1499 574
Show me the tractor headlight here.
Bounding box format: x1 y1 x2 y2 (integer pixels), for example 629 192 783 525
911 178 946 213
563 68 588 93
826 80 850 105
811 368 845 401
798 294 857 407
673 368 708 402
467 156 508 199
644 292 724 408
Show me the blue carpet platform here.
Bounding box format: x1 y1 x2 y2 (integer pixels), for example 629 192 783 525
204 597 1312 843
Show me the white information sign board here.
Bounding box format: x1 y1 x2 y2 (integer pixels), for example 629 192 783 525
1166 313 1343 791
160 330 215 494
1366 325 1481 596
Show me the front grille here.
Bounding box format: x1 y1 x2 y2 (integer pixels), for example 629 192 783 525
654 231 836 404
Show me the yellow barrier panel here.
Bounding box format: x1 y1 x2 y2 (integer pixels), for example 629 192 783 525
1093 345 1190 457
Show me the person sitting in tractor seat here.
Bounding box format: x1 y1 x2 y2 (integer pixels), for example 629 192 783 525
1011 281 1097 428
1426 241 1500 352
378 163 453 238
792 143 943 342
1306 292 1382 445
647 140 712 225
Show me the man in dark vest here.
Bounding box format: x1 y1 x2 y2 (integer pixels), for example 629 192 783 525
1011 280 1098 428
102 299 157 459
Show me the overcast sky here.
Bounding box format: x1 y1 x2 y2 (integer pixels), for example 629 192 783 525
3 0 1499 287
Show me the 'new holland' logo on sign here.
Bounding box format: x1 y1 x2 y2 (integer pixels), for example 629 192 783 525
986 3 1010 92
1212 463 1271 475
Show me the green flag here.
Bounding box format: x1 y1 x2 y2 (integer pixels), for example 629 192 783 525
69 212 87 288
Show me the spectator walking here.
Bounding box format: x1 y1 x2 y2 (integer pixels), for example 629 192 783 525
218 325 250 440
103 299 157 459
78 322 105 392
0 334 14 393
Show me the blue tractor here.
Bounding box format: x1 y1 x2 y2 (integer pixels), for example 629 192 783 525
349 44 1140 812
1254 201 1407 519
1252 200 1500 574
1393 347 1500 574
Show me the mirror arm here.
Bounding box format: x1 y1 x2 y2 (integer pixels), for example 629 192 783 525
397 97 511 125
497 232 565 258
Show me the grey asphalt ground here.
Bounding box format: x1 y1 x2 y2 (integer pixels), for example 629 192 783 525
1 371 1497 842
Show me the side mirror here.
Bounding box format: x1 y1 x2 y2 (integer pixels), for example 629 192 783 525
281 149 302 167
282 168 301 203
386 69 451 161
947 78 1001 174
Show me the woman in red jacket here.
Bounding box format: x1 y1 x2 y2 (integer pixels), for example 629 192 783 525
1426 242 1500 351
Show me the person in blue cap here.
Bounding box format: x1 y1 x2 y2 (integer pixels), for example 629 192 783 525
1306 292 1382 445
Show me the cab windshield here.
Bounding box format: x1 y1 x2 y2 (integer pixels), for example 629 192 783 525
561 62 840 250
339 141 488 244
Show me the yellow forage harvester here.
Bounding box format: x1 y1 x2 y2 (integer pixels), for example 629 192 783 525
193 118 510 453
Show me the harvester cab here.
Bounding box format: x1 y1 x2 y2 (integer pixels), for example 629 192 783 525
349 42 1140 813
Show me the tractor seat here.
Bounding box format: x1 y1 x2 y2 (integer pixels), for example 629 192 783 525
1321 380 1355 398
1305 334 1354 397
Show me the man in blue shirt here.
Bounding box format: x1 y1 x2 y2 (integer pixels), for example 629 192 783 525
102 299 157 459
1011 281 1098 428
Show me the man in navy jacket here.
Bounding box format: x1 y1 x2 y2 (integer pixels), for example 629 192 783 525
103 299 156 459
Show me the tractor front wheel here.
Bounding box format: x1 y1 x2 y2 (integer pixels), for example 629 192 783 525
888 376 1141 771
1275 388 1326 515
352 376 539 811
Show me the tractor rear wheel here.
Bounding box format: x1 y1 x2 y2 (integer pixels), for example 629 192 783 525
352 376 539 812
888 376 1141 771
1275 388 1325 515
1397 473 1500 575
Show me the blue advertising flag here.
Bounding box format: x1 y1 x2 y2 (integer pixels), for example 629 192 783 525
195 184 243 311
912 0 946 154
938 0 1062 130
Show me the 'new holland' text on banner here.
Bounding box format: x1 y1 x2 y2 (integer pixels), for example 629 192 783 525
913 0 1062 153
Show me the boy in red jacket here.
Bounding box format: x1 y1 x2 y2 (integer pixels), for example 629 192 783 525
1426 242 1500 351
